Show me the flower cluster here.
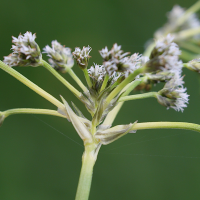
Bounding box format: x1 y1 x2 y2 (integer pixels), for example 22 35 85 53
4 32 42 67
100 43 142 77
156 75 189 112
155 5 200 39
73 46 92 69
43 40 74 73
145 34 183 75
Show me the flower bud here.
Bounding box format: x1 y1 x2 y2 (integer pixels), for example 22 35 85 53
187 59 200 73
4 32 42 67
43 40 74 73
156 75 189 112
73 46 92 69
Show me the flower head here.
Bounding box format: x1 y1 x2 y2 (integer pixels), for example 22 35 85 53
146 34 183 74
100 43 142 77
4 32 42 67
187 59 200 73
156 75 189 112
43 40 74 73
73 46 92 69
155 5 200 39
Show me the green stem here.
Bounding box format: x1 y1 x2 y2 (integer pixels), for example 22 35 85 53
83 68 92 88
41 60 81 97
75 149 96 200
68 69 88 92
103 78 146 126
179 42 200 54
106 67 145 105
143 42 155 57
176 1 200 27
2 108 66 118
100 74 109 92
119 92 157 102
132 122 200 133
0 60 64 110
174 27 200 41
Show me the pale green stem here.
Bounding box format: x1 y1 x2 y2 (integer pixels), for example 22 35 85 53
179 41 200 54
0 61 64 110
75 144 97 200
143 42 155 57
180 50 197 61
132 122 200 133
103 78 145 126
174 27 200 41
100 74 109 92
41 60 81 97
106 67 145 105
119 92 157 102
176 1 200 27
2 108 66 118
121 77 147 97
83 68 92 88
68 69 88 92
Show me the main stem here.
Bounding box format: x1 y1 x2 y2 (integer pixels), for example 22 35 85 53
75 150 96 200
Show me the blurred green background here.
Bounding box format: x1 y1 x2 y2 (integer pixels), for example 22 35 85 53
1 0 200 199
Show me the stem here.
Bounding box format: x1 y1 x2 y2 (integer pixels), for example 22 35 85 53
119 92 157 102
103 78 146 126
0 60 64 110
174 27 200 41
83 68 92 88
132 122 200 133
75 149 96 200
100 74 109 92
179 41 200 54
68 69 88 92
2 108 66 118
41 60 81 97
143 42 155 57
106 67 145 105
176 1 200 27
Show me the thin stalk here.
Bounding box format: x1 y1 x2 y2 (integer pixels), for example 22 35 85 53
2 108 66 118
100 74 109 92
103 78 145 126
75 149 96 200
119 92 157 102
132 122 200 133
176 1 200 27
106 67 145 105
83 68 92 88
0 61 64 110
42 60 81 97
68 68 88 92
174 27 200 41
179 41 200 54
143 42 155 57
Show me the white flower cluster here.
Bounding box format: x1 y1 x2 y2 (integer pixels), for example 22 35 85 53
100 43 142 77
155 5 200 39
4 32 42 67
157 75 189 112
87 63 122 85
146 34 183 75
43 40 74 73
73 46 92 68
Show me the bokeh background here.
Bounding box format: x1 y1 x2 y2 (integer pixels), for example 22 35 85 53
1 0 200 199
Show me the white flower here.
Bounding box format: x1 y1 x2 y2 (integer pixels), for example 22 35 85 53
88 64 106 82
43 40 74 73
147 34 183 75
4 31 42 67
155 5 200 39
100 43 142 77
157 75 189 112
73 45 92 68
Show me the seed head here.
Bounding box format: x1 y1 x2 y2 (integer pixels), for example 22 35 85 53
4 32 42 67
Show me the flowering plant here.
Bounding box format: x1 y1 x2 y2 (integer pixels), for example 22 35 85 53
1 1 200 200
